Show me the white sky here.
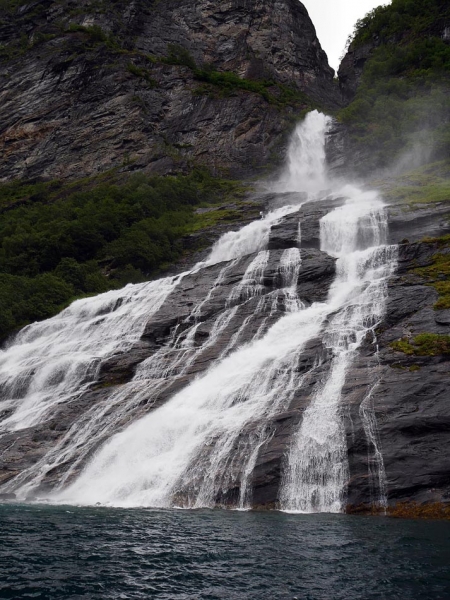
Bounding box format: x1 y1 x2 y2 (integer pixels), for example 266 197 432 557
301 0 391 71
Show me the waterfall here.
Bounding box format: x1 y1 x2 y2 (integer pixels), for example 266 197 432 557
275 110 331 195
0 276 182 432
280 189 397 513
0 110 397 512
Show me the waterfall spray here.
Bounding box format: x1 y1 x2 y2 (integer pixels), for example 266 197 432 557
275 110 331 195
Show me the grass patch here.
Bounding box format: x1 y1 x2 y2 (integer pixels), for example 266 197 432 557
391 334 450 356
386 181 450 205
411 233 450 309
379 160 450 206
190 203 258 232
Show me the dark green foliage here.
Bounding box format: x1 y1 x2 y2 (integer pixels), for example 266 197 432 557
127 63 157 87
340 0 450 166
67 24 107 42
413 233 450 309
66 23 123 51
193 67 272 101
194 65 313 107
0 171 245 340
351 0 450 47
163 44 197 69
161 44 314 108
0 273 74 338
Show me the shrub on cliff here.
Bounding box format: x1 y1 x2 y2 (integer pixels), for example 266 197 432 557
340 0 450 167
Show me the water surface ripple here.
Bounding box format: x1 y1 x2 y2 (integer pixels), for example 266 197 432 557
1 506 449 599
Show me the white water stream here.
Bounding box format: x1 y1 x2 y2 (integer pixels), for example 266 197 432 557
0 111 396 511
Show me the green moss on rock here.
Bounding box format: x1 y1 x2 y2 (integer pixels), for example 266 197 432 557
412 234 450 309
391 334 450 356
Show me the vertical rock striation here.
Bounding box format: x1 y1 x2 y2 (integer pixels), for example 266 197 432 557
0 0 339 181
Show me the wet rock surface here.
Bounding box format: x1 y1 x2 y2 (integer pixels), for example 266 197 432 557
268 196 345 250
344 242 450 511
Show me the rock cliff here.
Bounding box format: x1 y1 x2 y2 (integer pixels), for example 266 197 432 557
0 0 338 181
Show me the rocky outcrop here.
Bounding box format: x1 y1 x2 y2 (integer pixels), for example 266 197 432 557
0 0 339 182
268 195 344 250
345 242 450 510
338 41 376 101
225 240 450 511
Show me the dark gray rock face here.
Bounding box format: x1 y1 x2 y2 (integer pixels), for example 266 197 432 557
268 196 345 250
388 203 450 244
342 241 450 510
205 238 450 512
0 0 339 182
338 42 375 101
324 118 377 179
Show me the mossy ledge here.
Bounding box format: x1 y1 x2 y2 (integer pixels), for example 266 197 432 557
390 334 450 356
412 234 450 309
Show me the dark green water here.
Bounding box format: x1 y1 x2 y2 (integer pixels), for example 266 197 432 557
0 505 449 600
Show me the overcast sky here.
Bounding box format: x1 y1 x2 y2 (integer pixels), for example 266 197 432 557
301 0 391 72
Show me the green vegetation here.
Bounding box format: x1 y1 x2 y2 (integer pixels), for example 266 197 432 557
340 0 450 167
0 21 123 62
350 0 450 47
0 171 248 340
391 333 450 355
163 44 197 70
0 0 30 12
66 23 123 51
376 160 450 206
163 44 314 109
127 63 157 87
390 362 421 371
412 233 450 309
191 205 259 232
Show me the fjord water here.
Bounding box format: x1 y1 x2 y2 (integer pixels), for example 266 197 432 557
1 505 450 600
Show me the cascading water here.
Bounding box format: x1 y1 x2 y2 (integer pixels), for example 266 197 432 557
275 110 330 195
0 110 397 513
0 277 182 431
280 189 397 513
